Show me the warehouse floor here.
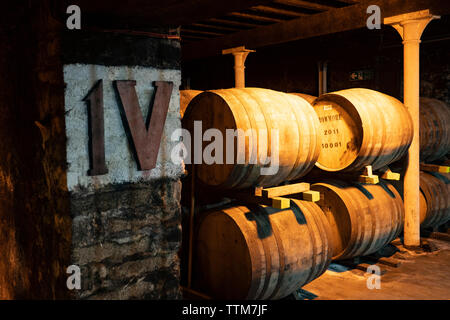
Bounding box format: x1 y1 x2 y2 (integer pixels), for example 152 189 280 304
298 237 450 300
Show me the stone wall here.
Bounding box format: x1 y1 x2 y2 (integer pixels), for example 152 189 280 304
0 1 183 299
0 1 71 299
63 30 183 299
71 179 181 299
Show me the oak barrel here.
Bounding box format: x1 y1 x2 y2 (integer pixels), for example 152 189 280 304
311 180 404 260
194 200 333 300
391 172 450 229
289 93 317 104
183 88 321 189
420 172 450 228
180 90 202 118
419 97 450 162
312 88 413 172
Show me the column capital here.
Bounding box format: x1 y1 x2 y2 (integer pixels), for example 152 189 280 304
384 9 440 41
222 46 255 88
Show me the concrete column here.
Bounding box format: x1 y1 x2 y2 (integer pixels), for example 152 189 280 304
222 46 255 88
385 10 439 247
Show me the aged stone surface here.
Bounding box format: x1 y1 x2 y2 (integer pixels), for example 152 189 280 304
70 178 182 299
63 29 183 300
63 30 180 70
0 1 71 299
64 64 183 191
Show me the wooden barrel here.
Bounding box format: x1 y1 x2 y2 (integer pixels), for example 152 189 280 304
420 172 450 228
420 97 450 162
310 180 404 260
180 90 202 118
312 88 413 172
194 200 333 300
183 88 321 189
389 171 450 229
289 93 317 104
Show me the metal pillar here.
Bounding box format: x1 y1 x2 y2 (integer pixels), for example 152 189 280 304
385 10 439 247
222 46 255 88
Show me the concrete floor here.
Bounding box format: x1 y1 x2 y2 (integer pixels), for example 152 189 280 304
298 238 450 300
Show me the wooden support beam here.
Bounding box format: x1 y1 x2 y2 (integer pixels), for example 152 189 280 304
365 256 402 268
207 18 261 28
378 166 401 181
181 34 210 41
183 0 450 61
271 197 291 209
226 11 285 23
191 23 241 32
274 0 338 12
357 165 379 184
420 163 450 173
302 190 320 202
422 231 450 242
250 5 308 17
182 29 226 37
59 0 277 27
261 182 310 198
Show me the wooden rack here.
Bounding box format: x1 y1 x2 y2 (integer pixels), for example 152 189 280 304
223 182 320 210
420 163 450 173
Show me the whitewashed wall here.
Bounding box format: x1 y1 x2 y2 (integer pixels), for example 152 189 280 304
64 64 183 192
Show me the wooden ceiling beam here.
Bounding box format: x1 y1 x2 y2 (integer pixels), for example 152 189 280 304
190 23 242 32
250 5 309 17
183 0 450 61
181 29 226 37
206 18 262 28
226 11 286 23
273 0 338 12
57 0 278 27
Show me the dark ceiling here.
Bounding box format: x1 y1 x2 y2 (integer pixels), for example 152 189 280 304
180 0 360 43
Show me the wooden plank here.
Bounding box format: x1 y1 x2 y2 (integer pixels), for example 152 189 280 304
226 11 285 23
420 163 450 173
183 0 450 60
223 188 290 209
182 34 210 40
423 231 450 242
182 29 226 36
207 18 262 28
271 197 291 209
358 175 379 184
378 166 401 181
364 256 402 268
250 5 308 17
58 0 277 28
261 182 310 198
191 23 241 32
274 0 339 12
302 190 320 202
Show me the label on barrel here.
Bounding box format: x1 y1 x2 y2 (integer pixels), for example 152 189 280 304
314 101 361 170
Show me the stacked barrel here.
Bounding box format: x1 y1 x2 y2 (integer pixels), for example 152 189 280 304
180 90 202 118
312 88 413 172
194 200 333 299
303 89 411 259
311 180 404 260
419 97 450 162
182 87 418 299
387 98 450 230
183 88 321 189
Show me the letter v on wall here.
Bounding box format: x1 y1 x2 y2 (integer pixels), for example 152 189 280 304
114 80 173 171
